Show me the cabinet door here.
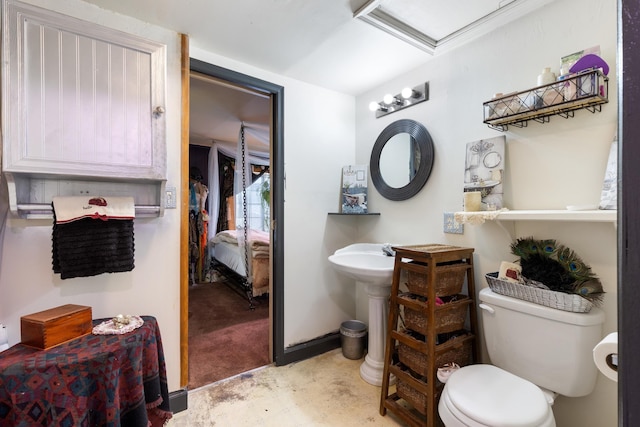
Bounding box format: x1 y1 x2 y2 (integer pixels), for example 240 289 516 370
1 0 166 180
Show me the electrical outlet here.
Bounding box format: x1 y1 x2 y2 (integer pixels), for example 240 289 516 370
443 212 464 234
165 187 177 209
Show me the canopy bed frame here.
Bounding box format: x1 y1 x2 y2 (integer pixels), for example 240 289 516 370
207 124 270 309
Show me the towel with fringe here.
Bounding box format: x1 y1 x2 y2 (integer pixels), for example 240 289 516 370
52 197 135 279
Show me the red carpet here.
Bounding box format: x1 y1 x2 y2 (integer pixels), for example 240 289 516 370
188 282 269 389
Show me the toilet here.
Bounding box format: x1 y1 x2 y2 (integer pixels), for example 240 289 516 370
438 287 605 427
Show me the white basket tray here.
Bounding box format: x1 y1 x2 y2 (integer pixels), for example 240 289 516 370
485 272 593 313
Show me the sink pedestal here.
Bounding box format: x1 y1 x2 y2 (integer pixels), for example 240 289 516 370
327 243 398 387
359 282 394 387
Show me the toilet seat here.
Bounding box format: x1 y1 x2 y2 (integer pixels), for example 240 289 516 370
438 364 555 427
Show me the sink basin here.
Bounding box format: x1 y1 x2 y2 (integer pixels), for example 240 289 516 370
328 243 397 386
464 180 500 197
464 179 499 189
328 243 395 286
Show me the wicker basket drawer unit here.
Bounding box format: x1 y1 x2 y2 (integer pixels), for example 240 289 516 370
380 244 477 427
406 262 469 297
397 333 474 378
397 379 431 416
402 295 471 335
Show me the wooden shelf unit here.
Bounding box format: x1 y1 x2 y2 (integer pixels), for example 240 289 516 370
380 244 478 427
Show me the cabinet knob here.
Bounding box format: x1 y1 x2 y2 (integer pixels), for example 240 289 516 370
153 106 165 117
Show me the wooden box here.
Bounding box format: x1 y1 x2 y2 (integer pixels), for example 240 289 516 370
21 304 92 349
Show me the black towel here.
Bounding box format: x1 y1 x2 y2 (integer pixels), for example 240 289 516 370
52 213 135 279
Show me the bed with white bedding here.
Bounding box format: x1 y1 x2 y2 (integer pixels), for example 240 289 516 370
209 229 270 297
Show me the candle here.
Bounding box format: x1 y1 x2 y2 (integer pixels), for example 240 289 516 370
464 191 482 212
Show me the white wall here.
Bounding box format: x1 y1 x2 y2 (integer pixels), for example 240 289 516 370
354 0 617 426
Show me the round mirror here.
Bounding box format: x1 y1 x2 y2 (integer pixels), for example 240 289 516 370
379 132 416 188
483 151 502 168
370 119 434 201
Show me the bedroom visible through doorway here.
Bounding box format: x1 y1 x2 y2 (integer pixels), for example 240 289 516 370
183 60 283 389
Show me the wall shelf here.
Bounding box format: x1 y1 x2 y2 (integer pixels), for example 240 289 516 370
456 209 616 223
483 69 608 131
454 209 617 240
328 212 380 216
5 173 166 219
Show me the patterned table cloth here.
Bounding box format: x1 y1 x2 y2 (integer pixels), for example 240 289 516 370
0 316 172 426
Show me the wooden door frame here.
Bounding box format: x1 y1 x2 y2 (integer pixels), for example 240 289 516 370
180 51 285 387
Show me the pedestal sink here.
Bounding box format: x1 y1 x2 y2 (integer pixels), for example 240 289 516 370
328 243 396 386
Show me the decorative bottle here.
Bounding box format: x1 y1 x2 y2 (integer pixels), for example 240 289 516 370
537 67 556 86
537 67 558 107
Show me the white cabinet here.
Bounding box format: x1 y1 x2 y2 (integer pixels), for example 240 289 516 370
1 0 167 217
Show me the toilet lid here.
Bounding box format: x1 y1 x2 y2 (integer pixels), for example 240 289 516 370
444 364 552 427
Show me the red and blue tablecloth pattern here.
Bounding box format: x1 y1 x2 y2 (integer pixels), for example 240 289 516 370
0 316 172 426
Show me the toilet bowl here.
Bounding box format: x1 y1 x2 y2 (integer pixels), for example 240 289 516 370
438 364 556 427
437 287 604 427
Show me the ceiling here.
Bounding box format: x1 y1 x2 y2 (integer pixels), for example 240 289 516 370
188 72 271 150
78 0 551 148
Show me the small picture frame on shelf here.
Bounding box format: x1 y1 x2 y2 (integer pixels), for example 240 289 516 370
341 165 368 214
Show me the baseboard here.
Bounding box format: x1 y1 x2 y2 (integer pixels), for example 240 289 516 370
275 331 341 366
169 387 188 414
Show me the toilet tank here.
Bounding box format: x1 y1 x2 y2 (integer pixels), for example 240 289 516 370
478 287 605 397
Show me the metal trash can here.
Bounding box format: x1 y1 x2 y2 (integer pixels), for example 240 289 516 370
340 320 367 360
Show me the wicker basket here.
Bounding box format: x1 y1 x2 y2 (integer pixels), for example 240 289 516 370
403 296 471 335
396 378 430 415
485 272 593 313
397 335 473 378
407 262 468 297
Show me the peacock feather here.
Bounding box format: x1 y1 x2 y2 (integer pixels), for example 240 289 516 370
510 237 604 303
539 239 560 258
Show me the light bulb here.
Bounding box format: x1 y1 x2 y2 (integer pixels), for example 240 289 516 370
383 93 394 104
368 101 379 112
401 87 414 99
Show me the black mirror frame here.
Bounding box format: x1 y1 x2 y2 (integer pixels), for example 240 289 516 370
370 119 435 201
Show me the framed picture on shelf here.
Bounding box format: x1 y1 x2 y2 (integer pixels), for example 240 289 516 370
341 165 368 214
463 136 506 210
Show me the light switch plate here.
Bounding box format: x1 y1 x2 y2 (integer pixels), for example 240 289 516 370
165 187 177 209
443 212 464 234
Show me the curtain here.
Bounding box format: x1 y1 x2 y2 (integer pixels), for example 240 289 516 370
215 153 269 233
206 123 270 240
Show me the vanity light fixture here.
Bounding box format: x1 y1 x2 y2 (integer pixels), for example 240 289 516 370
383 93 403 105
369 82 429 118
369 101 389 112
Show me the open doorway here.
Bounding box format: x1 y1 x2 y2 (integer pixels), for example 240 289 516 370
182 59 285 389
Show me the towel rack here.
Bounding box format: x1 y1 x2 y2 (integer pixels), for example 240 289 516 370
16 204 163 220
4 172 167 220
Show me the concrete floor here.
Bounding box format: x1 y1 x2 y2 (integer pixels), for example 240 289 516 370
168 348 408 426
